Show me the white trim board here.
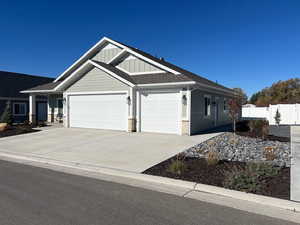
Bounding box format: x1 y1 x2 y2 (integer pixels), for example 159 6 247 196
89 60 135 87
53 60 135 92
115 65 166 76
137 81 196 87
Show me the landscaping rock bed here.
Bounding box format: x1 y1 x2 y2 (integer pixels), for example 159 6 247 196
0 125 39 138
184 132 291 167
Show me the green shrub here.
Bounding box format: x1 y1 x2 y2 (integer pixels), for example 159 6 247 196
0 101 13 125
167 160 186 175
248 120 269 138
223 163 279 193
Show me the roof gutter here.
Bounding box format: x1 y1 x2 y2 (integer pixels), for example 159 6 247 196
137 81 196 87
20 90 60 94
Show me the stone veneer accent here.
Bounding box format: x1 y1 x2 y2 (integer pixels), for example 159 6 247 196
48 113 54 123
128 118 136 132
29 114 36 125
181 120 190 135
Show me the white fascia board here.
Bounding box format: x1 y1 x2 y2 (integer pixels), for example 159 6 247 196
107 49 128 64
194 83 234 95
89 60 135 87
65 90 129 95
54 61 92 91
128 70 166 75
20 90 59 94
137 81 196 87
53 37 114 83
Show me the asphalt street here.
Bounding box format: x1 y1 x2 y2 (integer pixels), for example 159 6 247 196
0 160 297 225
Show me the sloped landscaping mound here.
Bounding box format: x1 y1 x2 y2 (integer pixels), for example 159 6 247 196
143 157 290 200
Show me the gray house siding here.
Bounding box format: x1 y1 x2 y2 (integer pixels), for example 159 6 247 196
191 89 231 134
117 56 162 74
92 47 122 63
66 67 130 92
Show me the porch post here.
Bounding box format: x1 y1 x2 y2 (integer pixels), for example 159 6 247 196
29 94 36 125
47 95 54 123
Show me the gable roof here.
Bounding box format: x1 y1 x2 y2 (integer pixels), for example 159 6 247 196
25 37 233 94
0 71 54 98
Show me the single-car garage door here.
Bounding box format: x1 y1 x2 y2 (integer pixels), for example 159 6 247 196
140 91 181 134
69 94 127 131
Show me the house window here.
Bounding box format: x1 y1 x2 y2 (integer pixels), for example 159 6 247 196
204 96 211 117
223 98 227 112
13 103 27 116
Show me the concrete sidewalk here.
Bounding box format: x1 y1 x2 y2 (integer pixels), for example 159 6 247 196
291 126 300 202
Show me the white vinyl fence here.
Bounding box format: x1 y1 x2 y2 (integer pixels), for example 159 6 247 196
242 104 300 125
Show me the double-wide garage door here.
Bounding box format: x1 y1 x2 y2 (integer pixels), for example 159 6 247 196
69 94 127 131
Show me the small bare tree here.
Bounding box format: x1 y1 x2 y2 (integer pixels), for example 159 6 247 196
228 98 241 133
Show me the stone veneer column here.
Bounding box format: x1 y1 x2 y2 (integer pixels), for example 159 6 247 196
29 94 36 125
181 120 190 135
181 89 191 135
128 118 136 132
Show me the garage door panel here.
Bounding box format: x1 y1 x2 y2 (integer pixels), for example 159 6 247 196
69 94 127 131
141 91 180 134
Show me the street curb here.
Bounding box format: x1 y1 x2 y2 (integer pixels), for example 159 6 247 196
0 151 299 214
194 183 299 212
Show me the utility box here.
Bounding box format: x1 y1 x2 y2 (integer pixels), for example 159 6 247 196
291 126 300 202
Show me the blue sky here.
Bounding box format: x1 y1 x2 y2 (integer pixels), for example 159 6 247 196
1 0 299 97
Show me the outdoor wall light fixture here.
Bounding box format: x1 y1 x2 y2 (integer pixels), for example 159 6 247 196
126 96 131 105
182 94 187 105
63 98 66 104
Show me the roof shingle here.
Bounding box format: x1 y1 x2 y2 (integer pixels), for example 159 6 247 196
0 71 54 97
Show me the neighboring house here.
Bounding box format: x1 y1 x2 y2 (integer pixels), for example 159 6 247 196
22 37 234 135
0 71 54 123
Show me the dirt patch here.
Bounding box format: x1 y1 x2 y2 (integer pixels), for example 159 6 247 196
143 157 290 200
0 125 39 138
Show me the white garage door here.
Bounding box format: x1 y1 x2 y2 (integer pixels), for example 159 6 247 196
69 94 127 131
140 91 181 134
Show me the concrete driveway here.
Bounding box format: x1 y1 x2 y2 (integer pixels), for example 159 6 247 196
0 128 220 172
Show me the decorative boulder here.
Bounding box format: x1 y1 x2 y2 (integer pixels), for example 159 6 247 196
0 123 8 132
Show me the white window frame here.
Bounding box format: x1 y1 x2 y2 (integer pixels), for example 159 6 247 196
204 95 211 118
223 98 228 113
13 102 27 116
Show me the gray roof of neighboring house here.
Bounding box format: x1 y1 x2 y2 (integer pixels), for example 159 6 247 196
0 71 54 98
23 81 62 91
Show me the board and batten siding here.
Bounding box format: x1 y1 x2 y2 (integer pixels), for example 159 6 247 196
117 55 162 74
92 46 122 63
191 89 231 134
65 67 130 92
